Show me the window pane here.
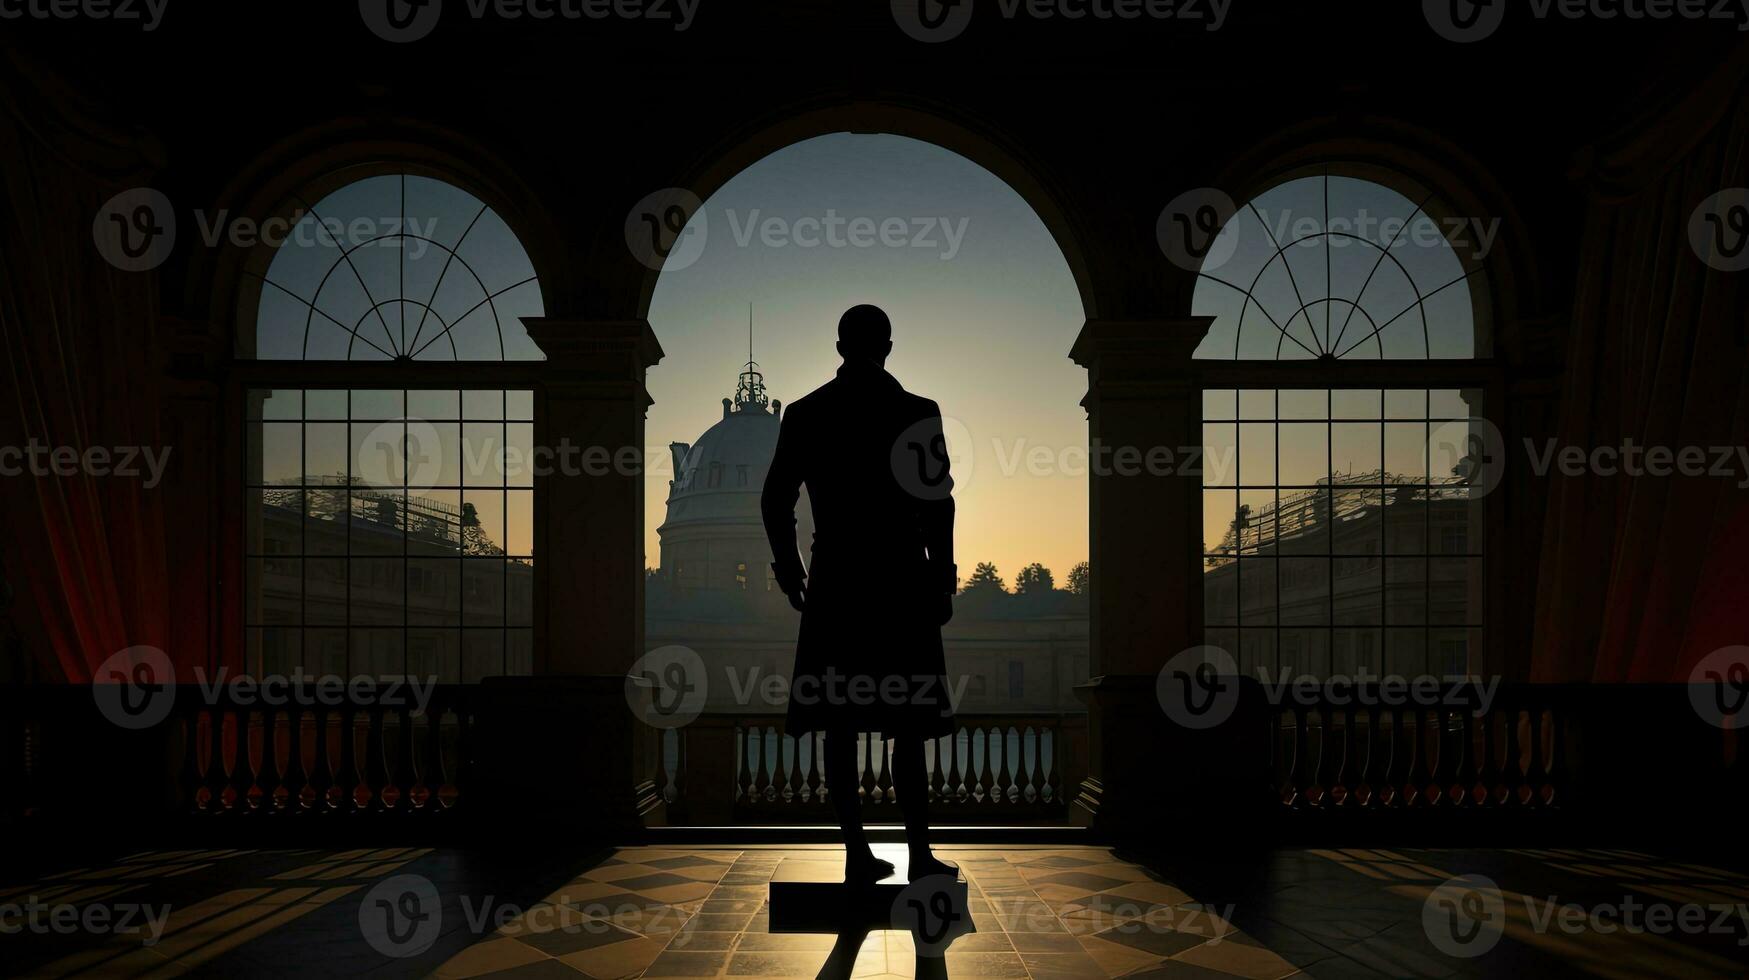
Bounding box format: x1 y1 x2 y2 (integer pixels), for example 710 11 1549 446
409 389 461 420
1238 423 1275 486
1277 423 1327 486
463 423 506 486
250 423 302 486
242 388 534 679
1203 387 1485 681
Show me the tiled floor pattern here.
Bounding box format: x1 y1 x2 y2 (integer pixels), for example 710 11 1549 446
430 846 1299 979
7 844 1749 977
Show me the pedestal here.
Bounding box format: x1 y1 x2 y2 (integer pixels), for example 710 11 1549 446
768 848 971 942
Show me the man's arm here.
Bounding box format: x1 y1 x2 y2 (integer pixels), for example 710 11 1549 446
760 406 808 604
916 403 957 596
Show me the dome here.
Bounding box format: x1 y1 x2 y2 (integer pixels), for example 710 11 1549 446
662 401 781 526
656 362 813 594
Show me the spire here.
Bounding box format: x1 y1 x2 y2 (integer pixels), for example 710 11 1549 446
733 301 770 413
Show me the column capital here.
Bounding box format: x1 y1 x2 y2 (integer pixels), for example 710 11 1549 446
522 317 665 373
1069 317 1212 370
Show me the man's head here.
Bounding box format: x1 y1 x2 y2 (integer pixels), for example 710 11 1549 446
836 304 893 366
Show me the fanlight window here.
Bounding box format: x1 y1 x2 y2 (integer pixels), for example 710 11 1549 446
250 174 543 360
1192 175 1481 360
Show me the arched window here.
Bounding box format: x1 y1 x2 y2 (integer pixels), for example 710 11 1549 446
1195 172 1490 682
249 174 543 360
241 173 542 684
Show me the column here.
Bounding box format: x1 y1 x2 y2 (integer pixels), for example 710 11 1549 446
469 317 666 831
1069 317 1270 837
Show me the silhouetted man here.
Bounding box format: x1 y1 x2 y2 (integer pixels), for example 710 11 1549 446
762 304 957 882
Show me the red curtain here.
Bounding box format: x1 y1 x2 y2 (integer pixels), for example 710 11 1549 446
1530 55 1749 682
0 52 175 683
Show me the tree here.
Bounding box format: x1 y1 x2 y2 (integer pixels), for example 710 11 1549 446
1067 561 1090 596
963 562 1007 594
1014 563 1054 595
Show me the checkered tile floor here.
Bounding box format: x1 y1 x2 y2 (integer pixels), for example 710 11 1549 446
7 843 1748 977
430 846 1297 979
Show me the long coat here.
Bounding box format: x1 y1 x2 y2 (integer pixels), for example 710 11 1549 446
761 363 957 738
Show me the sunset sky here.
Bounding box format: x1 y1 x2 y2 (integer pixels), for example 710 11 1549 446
644 134 1089 586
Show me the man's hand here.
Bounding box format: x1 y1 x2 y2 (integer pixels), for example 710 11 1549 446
786 587 808 615
934 593 953 626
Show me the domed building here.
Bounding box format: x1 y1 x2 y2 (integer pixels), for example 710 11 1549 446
653 361 813 608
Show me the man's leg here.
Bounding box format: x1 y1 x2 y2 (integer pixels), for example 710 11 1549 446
824 731 890 879
891 735 955 879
